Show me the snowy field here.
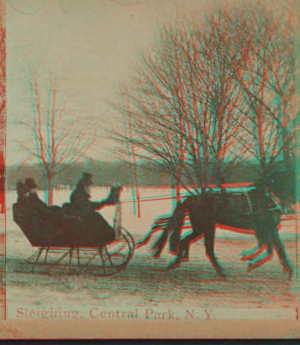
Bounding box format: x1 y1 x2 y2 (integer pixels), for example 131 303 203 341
3 187 298 320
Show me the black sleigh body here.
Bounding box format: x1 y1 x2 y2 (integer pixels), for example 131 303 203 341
12 198 134 276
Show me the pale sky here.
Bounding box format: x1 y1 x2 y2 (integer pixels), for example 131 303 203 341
5 0 201 165
5 0 290 166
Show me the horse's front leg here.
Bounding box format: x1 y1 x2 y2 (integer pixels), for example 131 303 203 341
247 225 274 271
272 229 293 277
204 226 226 278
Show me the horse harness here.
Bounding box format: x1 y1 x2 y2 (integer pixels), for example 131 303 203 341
234 188 282 216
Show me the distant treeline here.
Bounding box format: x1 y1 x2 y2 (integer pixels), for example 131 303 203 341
7 160 171 190
6 159 284 190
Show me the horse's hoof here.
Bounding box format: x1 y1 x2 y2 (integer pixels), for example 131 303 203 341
217 272 227 279
283 265 292 273
135 241 143 248
166 261 181 270
283 266 293 278
247 262 257 272
240 255 251 261
180 257 189 263
151 249 161 259
166 264 180 270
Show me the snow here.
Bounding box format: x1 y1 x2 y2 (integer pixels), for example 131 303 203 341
3 187 298 320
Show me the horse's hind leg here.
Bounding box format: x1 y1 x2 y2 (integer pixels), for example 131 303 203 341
180 232 203 261
166 240 185 269
166 234 194 269
181 243 190 261
204 226 226 277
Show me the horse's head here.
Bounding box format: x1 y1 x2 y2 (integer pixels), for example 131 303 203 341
263 168 297 206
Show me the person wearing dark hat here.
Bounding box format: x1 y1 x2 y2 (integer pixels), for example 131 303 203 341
23 178 64 228
16 181 27 203
23 178 50 221
66 172 118 246
68 173 106 214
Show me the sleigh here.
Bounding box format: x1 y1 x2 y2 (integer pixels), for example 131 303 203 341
12 199 135 276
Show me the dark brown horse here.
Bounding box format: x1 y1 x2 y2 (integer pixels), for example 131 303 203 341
136 185 293 278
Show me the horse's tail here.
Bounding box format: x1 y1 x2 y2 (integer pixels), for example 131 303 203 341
151 198 191 258
135 215 171 249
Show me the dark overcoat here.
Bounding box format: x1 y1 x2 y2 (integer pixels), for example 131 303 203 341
69 181 116 246
17 192 69 244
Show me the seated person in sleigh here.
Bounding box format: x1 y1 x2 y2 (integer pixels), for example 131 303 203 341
14 173 122 248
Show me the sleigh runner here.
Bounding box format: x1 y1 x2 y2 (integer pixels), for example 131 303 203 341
13 194 135 276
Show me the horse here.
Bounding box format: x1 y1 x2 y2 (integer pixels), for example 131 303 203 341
136 183 294 278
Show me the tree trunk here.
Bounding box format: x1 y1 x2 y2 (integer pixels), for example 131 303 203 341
214 162 221 188
176 163 181 203
171 174 181 209
48 187 53 206
281 127 293 171
283 146 292 172
46 174 53 206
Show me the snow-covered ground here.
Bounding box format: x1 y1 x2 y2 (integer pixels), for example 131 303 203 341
3 187 298 320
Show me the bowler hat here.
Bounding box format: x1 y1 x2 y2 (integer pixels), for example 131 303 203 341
24 178 38 190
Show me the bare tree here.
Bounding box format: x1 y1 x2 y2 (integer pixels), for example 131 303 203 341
17 68 98 205
220 2 297 176
111 2 296 196
111 18 246 194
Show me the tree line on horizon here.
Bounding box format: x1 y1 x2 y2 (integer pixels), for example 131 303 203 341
7 159 290 191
